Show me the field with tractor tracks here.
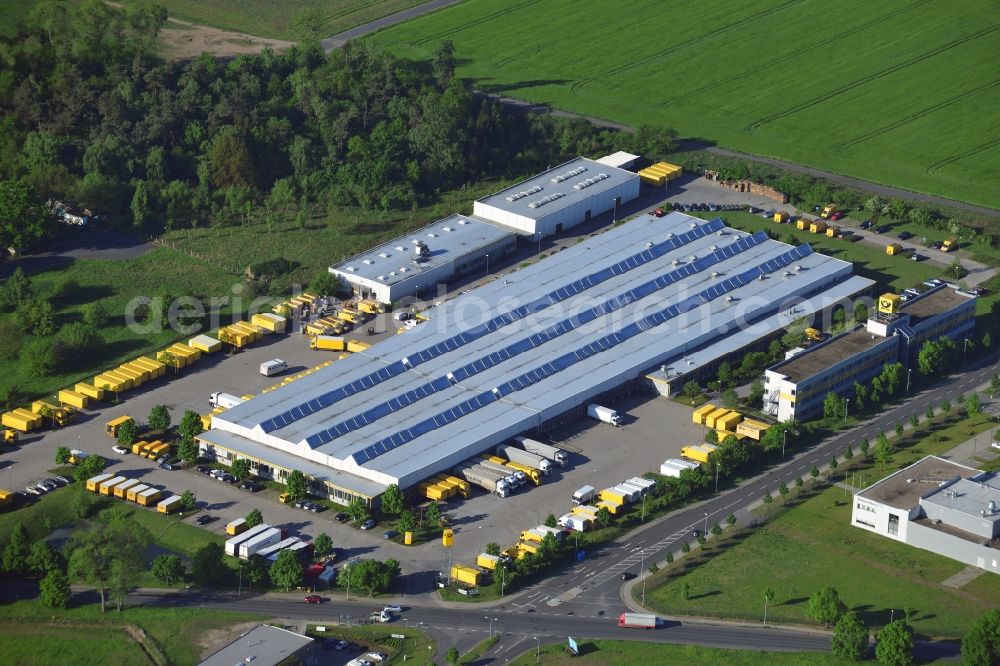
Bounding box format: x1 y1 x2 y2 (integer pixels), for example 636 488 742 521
369 0 1000 210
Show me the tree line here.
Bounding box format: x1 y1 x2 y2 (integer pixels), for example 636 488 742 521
0 1 677 252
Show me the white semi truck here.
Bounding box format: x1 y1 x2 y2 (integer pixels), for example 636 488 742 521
224 523 273 557
238 527 284 560
209 392 245 409
495 445 552 475
513 436 569 467
454 464 511 497
587 404 622 426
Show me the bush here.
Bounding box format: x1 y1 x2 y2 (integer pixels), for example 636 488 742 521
247 256 299 279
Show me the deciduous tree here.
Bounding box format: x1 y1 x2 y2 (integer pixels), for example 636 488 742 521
245 508 263 528
286 470 307 501
807 586 847 627
875 620 914 666
39 569 71 608
269 549 304 592
381 484 405 515
151 554 184 585
148 404 170 431
832 612 869 661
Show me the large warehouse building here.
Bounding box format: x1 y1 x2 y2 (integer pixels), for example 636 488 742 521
472 157 639 238
199 212 871 506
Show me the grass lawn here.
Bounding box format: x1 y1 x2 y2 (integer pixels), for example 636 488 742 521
306 623 436 664
643 412 1000 638
96 502 231 562
689 211 941 292
0 600 261 665
120 0 430 41
158 183 501 292
511 640 854 666
369 0 1000 210
0 246 236 403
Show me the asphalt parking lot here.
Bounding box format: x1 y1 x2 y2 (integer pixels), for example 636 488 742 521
440 391 704 564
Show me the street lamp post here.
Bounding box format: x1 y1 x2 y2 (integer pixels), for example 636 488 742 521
844 398 850 423
963 338 969 367
534 636 540 663
906 368 912 396
485 253 490 278
782 429 787 458
714 463 720 494
703 511 708 535
641 494 647 523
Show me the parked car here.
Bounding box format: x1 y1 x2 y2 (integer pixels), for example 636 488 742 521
239 480 262 492
196 514 214 525
334 513 350 523
931 240 944 249
112 445 128 455
860 220 874 229
620 572 634 581
897 230 913 240
197 465 212 475
911 253 925 262
54 475 72 485
360 518 377 530
875 224 891 234
829 211 845 220
25 486 41 496
651 207 666 217
383 530 399 540
160 463 176 470
304 595 323 604
334 640 349 651
383 604 402 614
38 481 55 493
216 473 234 483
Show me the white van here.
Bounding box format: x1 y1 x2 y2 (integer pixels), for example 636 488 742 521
259 359 288 376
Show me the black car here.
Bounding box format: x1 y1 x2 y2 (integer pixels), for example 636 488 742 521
897 230 913 240
620 572 635 581
239 480 262 492
334 513 350 523
860 220 874 229
875 224 891 234
196 514 214 525
197 465 211 475
931 240 944 249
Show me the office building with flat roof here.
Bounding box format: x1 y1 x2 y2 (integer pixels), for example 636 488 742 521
198 624 314 666
853 456 1000 574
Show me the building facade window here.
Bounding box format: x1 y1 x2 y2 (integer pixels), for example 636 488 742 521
888 513 899 536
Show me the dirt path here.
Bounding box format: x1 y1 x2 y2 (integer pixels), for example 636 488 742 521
160 17 292 60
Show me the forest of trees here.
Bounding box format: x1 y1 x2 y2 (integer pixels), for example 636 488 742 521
0 1 677 252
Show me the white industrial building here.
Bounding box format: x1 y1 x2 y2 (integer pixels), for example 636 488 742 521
199 212 871 506
853 456 1000 574
472 157 640 238
330 214 516 304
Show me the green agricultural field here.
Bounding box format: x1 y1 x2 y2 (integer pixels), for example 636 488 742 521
369 0 1000 210
119 0 428 40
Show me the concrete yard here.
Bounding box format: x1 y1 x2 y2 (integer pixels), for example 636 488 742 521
439 391 705 565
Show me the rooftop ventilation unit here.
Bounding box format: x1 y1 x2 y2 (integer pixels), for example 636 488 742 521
794 264 803 271
412 240 431 264
345 266 356 272
457 219 468 225
378 252 389 258
783 271 791 277
645 242 653 248
377 275 385 281
571 172 609 190
443 226 454 232
427 233 437 238
394 246 404 251
725 296 734 302
711 272 719 278
506 191 531 202
362 259 373 265
709 245 717 251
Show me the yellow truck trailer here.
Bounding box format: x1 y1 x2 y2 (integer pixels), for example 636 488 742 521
692 403 717 425
137 487 163 507
515 541 540 558
716 411 742 431
451 564 485 586
809 221 828 234
113 365 145 386
157 495 183 514
820 203 837 219
796 218 809 230
126 484 151 502
114 479 140 499
251 312 287 333
133 356 166 377
58 389 89 410
520 528 546 544
886 243 906 256
942 237 958 252
93 373 128 393
773 211 789 223
736 418 770 441
99 476 127 496
74 382 105 400
103 370 134 390
130 440 149 455
598 488 627 506
226 518 248 536
502 460 542 485
596 499 622 515
311 335 346 351
145 442 170 460
188 334 222 354
826 225 840 238
86 473 114 492
2 409 42 432
681 444 717 464
704 408 732 429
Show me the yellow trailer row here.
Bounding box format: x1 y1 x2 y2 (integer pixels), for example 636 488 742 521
273 292 318 317
1 408 43 432
306 317 347 337
736 418 771 441
639 161 682 186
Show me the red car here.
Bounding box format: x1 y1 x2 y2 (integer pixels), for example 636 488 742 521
829 211 845 221
304 595 323 604
651 208 666 217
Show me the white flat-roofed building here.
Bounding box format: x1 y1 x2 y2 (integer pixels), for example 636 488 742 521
202 212 871 506
853 456 1000 574
473 157 639 238
330 213 515 304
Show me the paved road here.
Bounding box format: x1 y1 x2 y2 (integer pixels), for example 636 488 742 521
0 228 154 280
321 0 462 51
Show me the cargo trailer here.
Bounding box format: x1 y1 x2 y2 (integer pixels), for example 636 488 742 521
239 527 284 559
126 484 151 502
495 445 552 475
58 389 89 410
587 404 622 426
99 476 127 496
157 495 183 514
311 335 346 351
136 487 163 506
189 334 222 353
114 479 140 499
451 564 484 586
692 403 717 425
513 436 568 467
256 537 301 560
681 444 717 464
226 518 248 536
86 473 114 492
225 523 273 557
619 613 657 629
74 382 105 400
572 485 596 505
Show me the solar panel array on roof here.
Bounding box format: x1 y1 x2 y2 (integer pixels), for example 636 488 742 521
354 242 814 462
301 223 763 449
268 219 727 436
